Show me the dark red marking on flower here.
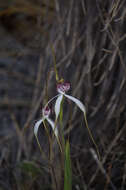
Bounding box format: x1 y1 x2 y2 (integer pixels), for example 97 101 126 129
43 106 51 116
57 82 70 93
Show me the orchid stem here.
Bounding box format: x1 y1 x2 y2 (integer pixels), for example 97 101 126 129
43 120 52 145
51 45 59 82
35 135 45 157
44 94 60 109
54 119 63 153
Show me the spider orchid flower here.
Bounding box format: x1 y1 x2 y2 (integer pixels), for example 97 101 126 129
34 106 58 138
55 82 86 120
54 82 100 159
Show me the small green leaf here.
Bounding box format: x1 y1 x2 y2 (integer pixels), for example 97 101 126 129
19 161 42 178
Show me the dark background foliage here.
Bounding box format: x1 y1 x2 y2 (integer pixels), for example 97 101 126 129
0 0 126 189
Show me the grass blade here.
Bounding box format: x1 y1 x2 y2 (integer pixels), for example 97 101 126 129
64 141 72 190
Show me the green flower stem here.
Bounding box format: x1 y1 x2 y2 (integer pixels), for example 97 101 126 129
43 120 52 145
64 141 72 190
44 94 60 110
59 97 65 150
53 119 63 153
51 45 59 82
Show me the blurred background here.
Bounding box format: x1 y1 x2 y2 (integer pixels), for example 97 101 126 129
0 0 126 189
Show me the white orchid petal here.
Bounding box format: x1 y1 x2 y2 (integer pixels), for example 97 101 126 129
64 94 86 113
46 118 58 137
34 118 45 136
55 94 63 120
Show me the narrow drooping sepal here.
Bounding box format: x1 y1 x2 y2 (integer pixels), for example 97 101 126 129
55 94 63 120
34 118 45 136
64 94 86 113
46 118 58 137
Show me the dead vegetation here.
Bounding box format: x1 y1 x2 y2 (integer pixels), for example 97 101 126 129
0 0 126 189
